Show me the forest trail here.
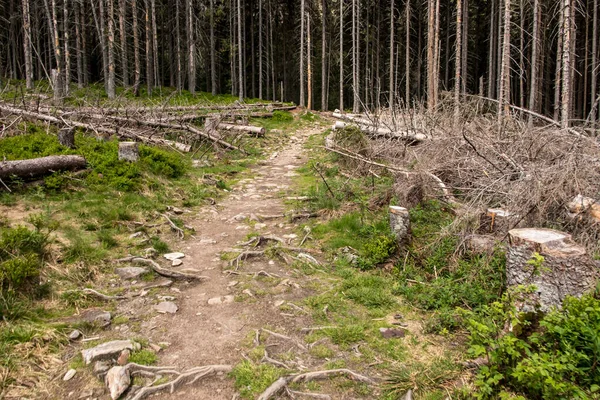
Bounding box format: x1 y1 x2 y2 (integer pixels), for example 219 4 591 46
134 125 323 399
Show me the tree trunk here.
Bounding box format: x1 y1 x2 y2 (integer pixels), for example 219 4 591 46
426 0 435 110
151 0 158 87
389 0 394 108
461 0 468 93
554 4 564 121
561 0 572 128
176 0 182 91
497 0 511 123
528 0 540 127
507 228 600 312
487 0 496 98
64 0 71 94
75 0 84 88
0 155 87 179
300 0 305 107
237 0 243 101
51 0 64 100
107 0 116 98
145 0 153 95
186 0 195 94
22 0 34 89
119 0 129 87
321 0 327 110
307 11 312 110
339 0 343 110
405 0 410 103
454 0 462 121
352 0 360 113
591 0 598 126
132 0 141 95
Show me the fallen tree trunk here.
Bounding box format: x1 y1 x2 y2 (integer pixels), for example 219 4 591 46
217 123 265 136
0 155 87 179
332 113 428 141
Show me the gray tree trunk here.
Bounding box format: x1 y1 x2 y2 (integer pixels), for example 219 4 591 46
210 0 217 96
300 0 305 107
237 0 243 101
107 0 116 98
339 0 343 110
132 0 141 95
186 0 195 94
561 0 572 128
389 0 394 108
119 0 129 86
22 0 34 89
497 0 511 123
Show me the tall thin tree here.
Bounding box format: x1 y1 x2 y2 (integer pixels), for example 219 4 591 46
498 0 511 122
237 0 243 101
22 0 34 89
119 0 129 86
561 0 572 128
389 0 394 107
300 0 305 107
339 0 344 110
107 0 116 98
186 0 195 94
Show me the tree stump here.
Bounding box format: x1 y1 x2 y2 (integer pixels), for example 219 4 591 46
389 206 410 246
478 208 519 234
118 142 139 162
507 228 600 312
58 127 76 148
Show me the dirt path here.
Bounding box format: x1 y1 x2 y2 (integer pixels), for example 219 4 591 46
138 126 322 399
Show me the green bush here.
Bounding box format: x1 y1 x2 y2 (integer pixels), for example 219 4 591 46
466 291 600 399
272 110 293 122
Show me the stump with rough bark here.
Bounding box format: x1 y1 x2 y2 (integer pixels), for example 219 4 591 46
118 142 139 162
389 206 410 246
507 228 600 312
58 127 76 148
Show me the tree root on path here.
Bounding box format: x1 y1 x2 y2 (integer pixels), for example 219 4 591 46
161 213 185 239
108 363 232 400
257 369 377 400
116 257 209 281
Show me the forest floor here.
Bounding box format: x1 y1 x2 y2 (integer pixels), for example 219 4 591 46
0 95 472 400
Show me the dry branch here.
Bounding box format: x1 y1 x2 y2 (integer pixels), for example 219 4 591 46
116 257 208 281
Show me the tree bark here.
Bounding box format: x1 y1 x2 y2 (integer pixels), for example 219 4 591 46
389 0 394 108
487 0 496 98
0 155 87 179
307 11 312 110
321 0 327 110
300 0 305 107
75 0 84 88
591 0 598 126
22 0 34 89
554 4 564 121
454 0 462 121
561 0 572 128
497 0 511 123
151 0 159 87
405 0 410 103
237 0 243 101
145 0 153 95
339 0 344 110
107 0 116 98
527 0 540 127
119 0 129 87
210 0 216 96
426 0 435 110
132 0 141 95
186 0 195 94
175 0 182 91
64 0 71 94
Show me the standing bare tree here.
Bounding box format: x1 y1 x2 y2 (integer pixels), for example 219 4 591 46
321 0 327 110
175 0 182 91
590 0 598 126
454 0 462 120
107 0 116 98
258 0 263 99
405 0 410 103
427 0 435 110
145 0 153 95
561 0 572 128
186 0 195 94
22 0 34 89
210 0 217 96
307 10 312 110
132 0 141 95
339 0 344 110
528 0 540 127
119 0 129 87
237 0 243 101
300 0 305 107
498 0 511 122
389 0 394 107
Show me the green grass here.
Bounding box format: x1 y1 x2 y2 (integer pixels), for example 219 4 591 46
231 360 284 399
128 349 158 365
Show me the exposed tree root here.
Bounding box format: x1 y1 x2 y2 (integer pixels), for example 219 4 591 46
257 369 377 400
286 389 331 399
116 257 208 281
81 288 126 301
112 363 232 400
161 213 185 239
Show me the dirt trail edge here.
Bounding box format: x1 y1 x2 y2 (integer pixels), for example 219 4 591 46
144 126 323 399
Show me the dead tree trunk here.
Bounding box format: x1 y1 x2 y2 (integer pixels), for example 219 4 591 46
210 0 216 96
58 127 76 148
389 0 394 108
454 0 462 121
0 155 87 179
237 0 243 101
119 0 129 87
528 0 540 128
339 0 344 110
300 0 305 107
497 0 511 123
132 0 141 95
145 0 153 96
186 0 194 94
591 0 598 126
107 0 116 98
63 0 71 94
389 206 410 247
22 0 34 89
561 0 573 128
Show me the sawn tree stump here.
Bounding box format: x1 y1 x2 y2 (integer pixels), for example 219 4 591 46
389 206 410 247
58 127 76 148
118 142 139 162
507 228 600 312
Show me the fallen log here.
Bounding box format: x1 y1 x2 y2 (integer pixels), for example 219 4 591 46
217 123 265 136
332 113 427 141
0 155 86 179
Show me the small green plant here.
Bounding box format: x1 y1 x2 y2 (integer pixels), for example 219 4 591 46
231 360 284 399
128 349 158 365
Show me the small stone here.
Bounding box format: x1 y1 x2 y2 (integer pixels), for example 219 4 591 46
78 389 94 399
199 238 217 245
207 295 234 305
158 295 176 301
69 330 82 341
243 289 254 297
172 259 183 267
115 267 148 280
172 207 184 214
254 223 267 230
149 343 162 353
164 252 185 261
154 301 178 314
227 281 239 287
283 234 298 239
274 300 285 307
117 349 130 366
63 369 77 381
79 309 112 328
379 327 406 339
268 260 275 265
81 340 134 365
